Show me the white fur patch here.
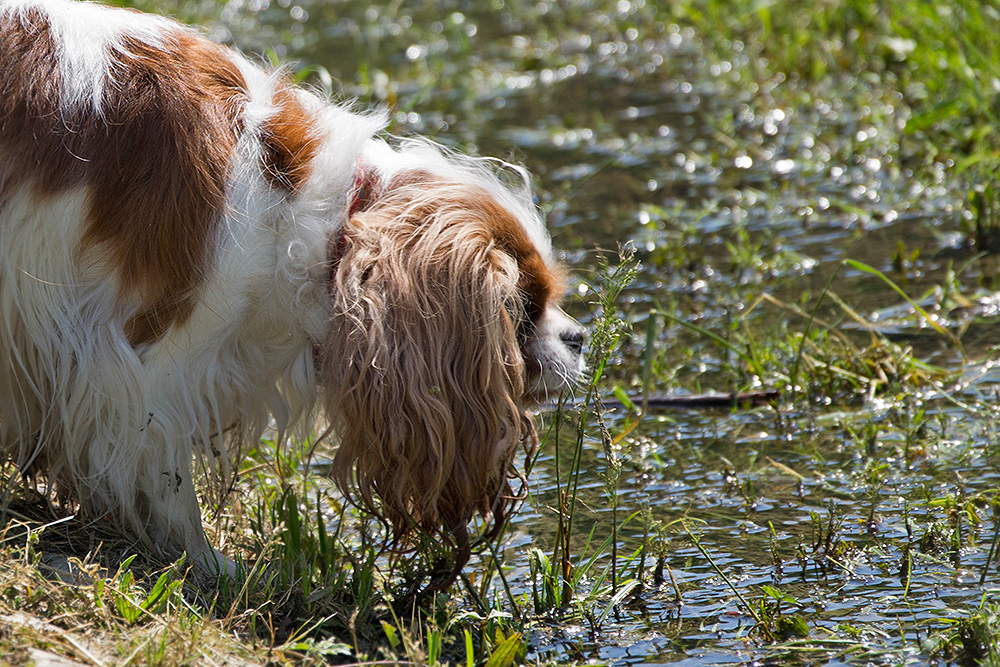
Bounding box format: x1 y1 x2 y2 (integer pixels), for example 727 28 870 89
2 0 177 113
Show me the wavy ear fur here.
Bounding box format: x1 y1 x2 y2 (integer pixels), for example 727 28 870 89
322 177 528 561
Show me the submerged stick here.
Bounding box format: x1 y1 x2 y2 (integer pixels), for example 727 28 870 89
554 390 779 412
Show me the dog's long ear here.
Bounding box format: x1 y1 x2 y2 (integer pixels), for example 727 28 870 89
322 177 527 559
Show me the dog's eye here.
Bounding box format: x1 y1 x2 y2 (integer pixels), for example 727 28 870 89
512 294 540 342
517 286 547 325
523 298 544 323
516 272 550 327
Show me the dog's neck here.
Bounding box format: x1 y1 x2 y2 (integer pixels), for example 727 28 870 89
316 162 376 363
349 162 379 216
327 162 378 293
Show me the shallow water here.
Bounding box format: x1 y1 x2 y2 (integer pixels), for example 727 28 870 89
145 0 1000 663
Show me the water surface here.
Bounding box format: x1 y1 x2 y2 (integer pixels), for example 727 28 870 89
146 1 1000 663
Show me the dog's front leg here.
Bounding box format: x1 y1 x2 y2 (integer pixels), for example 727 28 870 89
141 457 239 582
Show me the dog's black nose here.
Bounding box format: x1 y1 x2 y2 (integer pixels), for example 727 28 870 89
560 329 584 356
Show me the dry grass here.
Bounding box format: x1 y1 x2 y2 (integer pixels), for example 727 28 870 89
0 478 357 667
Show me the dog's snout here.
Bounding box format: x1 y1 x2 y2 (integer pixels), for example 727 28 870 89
560 328 584 356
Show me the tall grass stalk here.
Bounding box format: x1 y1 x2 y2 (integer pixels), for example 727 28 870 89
555 245 637 605
641 310 657 415
683 521 761 626
843 260 963 351
594 396 620 594
981 500 1000 587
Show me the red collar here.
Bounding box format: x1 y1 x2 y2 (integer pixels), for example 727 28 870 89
327 163 379 294
349 163 378 216
317 163 377 366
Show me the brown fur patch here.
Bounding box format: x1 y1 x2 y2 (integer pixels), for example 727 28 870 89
379 170 564 323
470 192 564 324
0 13 248 346
0 11 67 190
261 86 320 192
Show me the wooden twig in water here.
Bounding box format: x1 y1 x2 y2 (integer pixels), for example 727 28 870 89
567 390 780 411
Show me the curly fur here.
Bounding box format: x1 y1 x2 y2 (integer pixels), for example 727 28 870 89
325 179 528 555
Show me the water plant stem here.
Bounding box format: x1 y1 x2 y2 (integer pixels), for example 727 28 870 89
684 522 762 626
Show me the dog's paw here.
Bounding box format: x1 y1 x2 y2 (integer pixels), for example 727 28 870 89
39 553 97 585
192 547 241 585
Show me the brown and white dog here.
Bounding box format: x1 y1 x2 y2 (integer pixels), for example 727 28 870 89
0 0 584 577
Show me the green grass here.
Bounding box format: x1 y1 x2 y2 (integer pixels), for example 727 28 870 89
9 0 1000 665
